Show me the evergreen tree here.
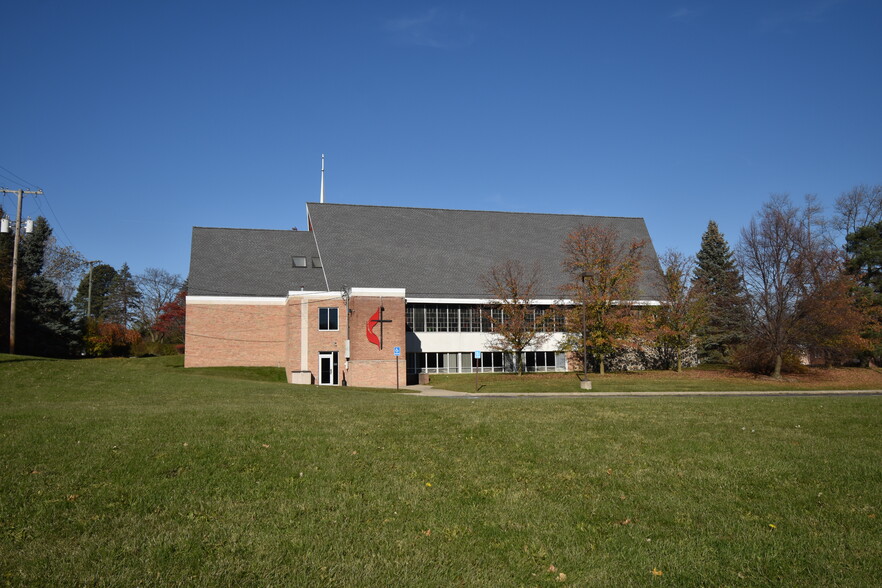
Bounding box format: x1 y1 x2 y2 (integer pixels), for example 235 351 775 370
845 221 882 294
73 264 117 320
693 220 747 362
845 221 882 363
17 275 81 357
105 263 141 328
18 216 51 277
5 216 80 356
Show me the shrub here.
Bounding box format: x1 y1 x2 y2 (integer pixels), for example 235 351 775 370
730 341 804 375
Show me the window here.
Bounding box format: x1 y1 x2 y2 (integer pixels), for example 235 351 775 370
405 304 567 334
312 257 322 268
319 307 338 331
292 256 307 268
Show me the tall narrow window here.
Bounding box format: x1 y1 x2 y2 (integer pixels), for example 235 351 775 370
319 307 338 331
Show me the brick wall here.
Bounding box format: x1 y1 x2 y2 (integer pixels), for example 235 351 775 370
185 300 287 367
346 295 406 388
186 293 406 388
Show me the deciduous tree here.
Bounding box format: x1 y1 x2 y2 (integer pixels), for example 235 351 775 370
135 267 183 340
560 225 645 375
738 195 864 377
834 184 882 238
651 250 706 372
482 260 550 374
153 285 187 345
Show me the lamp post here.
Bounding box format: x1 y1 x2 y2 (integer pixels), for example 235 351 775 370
581 272 591 376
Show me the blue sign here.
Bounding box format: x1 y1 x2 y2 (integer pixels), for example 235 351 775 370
474 351 481 358
393 346 401 357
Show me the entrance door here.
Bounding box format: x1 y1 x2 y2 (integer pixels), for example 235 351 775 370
319 352 338 385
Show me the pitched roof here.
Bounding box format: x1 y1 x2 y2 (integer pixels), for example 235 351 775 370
307 202 663 300
188 227 326 296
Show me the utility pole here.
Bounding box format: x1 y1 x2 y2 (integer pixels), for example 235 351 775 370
1 188 43 354
84 260 101 320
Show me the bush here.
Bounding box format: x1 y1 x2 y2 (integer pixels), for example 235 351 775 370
131 340 183 357
730 341 805 375
84 321 141 357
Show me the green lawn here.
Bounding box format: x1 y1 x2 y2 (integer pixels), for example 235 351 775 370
1 355 880 586
429 366 882 393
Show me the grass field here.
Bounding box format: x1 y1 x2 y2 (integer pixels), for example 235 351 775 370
429 365 882 393
1 355 880 586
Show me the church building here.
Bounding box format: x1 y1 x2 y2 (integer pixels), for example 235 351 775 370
185 202 662 387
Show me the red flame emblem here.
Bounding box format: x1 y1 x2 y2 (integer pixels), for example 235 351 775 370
366 307 381 348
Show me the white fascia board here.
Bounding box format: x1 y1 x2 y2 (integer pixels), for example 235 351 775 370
351 287 406 297
187 295 286 305
407 297 560 305
287 290 342 300
550 299 663 306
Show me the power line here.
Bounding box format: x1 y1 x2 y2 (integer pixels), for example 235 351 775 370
0 165 41 191
0 172 23 186
33 194 77 251
0 166 77 253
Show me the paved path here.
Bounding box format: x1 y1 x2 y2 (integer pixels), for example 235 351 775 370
400 385 882 398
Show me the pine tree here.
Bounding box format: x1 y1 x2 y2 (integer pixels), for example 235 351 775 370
8 217 81 356
693 220 747 362
105 263 141 328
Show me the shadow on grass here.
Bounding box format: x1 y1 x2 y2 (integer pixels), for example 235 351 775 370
0 354 57 365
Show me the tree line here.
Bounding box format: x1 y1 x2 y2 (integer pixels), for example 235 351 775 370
484 185 882 378
0 211 186 358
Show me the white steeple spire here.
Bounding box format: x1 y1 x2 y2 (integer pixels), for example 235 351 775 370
320 154 325 203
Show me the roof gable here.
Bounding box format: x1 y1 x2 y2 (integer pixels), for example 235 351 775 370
188 227 326 296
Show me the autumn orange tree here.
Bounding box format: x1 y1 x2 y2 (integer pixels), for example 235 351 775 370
650 250 707 372
482 260 550 374
83 320 142 357
560 225 645 375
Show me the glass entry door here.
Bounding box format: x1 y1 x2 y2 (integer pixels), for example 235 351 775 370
318 352 338 385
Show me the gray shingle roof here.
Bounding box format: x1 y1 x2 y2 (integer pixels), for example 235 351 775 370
188 227 326 296
307 202 663 300
188 204 664 300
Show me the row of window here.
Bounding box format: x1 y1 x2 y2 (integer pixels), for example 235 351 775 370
406 304 567 333
320 305 570 333
405 351 566 374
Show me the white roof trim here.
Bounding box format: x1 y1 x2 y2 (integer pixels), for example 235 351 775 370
406 297 559 305
406 297 662 306
286 290 342 300
351 287 406 297
187 295 286 306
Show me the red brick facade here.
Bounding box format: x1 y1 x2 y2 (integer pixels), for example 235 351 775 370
185 289 406 388
346 295 406 388
185 300 287 368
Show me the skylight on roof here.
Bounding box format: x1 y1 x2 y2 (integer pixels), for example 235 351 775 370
292 256 307 268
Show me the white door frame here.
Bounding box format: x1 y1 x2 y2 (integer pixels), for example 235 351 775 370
318 352 337 385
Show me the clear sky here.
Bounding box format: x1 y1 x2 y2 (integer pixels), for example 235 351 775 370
2 1 881 281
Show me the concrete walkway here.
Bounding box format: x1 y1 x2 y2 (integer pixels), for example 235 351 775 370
400 385 882 398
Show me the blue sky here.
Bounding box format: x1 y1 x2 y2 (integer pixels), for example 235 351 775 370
2 1 881 281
